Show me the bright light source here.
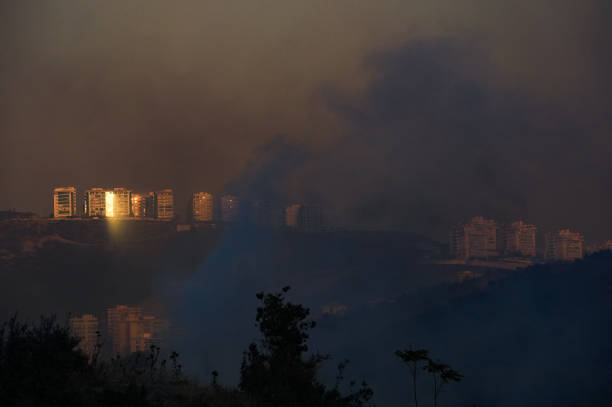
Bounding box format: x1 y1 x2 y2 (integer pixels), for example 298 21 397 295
105 191 114 217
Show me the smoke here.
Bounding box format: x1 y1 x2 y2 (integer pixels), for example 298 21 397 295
1 0 611 239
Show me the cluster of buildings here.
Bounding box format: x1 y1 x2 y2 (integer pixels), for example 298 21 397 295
450 216 594 262
69 305 168 358
53 186 326 232
53 187 174 220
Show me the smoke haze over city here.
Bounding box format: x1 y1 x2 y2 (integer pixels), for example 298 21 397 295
1 1 612 239
2 3 612 406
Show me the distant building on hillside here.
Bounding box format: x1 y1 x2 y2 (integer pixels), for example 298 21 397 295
69 314 99 359
154 189 174 220
107 305 167 355
131 192 154 217
53 187 77 218
450 216 498 259
83 188 107 217
83 188 131 218
285 204 323 233
107 305 143 355
109 188 131 217
503 221 537 257
192 192 213 222
285 204 301 229
545 229 583 261
220 195 240 222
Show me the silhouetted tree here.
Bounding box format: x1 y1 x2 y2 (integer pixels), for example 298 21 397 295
423 359 462 407
396 349 462 407
240 286 373 407
395 349 429 407
0 315 203 406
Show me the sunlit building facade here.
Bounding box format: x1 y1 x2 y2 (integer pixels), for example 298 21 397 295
450 216 499 259
83 188 106 217
220 195 240 222
131 192 154 217
192 192 213 222
69 314 99 359
154 189 174 220
53 186 77 218
83 188 131 217
109 188 131 217
545 229 584 261
503 221 537 257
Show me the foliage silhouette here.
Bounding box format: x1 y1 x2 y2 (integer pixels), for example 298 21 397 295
396 348 462 407
0 314 236 406
240 286 373 407
395 349 429 407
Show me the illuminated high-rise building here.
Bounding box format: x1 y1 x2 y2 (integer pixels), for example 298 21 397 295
504 221 537 257
545 229 583 261
154 189 174 220
83 188 106 217
69 314 99 359
220 195 240 222
192 192 213 222
131 192 154 217
450 217 499 259
53 187 77 218
109 188 131 217
83 187 131 217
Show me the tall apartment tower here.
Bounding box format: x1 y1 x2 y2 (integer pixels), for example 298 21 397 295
192 192 213 222
154 189 174 220
545 229 584 261
450 216 498 260
69 314 99 359
109 188 132 217
220 195 240 222
83 188 106 217
106 305 167 355
504 221 537 257
131 192 154 217
53 187 77 218
107 305 144 355
83 188 131 217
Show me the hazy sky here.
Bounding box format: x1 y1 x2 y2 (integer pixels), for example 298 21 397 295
1 1 611 239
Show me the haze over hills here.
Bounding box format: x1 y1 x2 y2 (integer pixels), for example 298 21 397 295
2 218 610 405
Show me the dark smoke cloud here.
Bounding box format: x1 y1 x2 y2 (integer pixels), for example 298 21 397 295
220 38 611 240
1 1 611 239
